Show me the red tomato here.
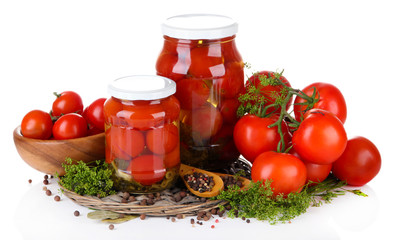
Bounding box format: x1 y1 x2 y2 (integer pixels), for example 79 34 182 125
219 98 239 124
183 104 223 140
332 136 381 186
52 113 88 140
233 114 289 163
289 148 332 184
128 154 166 185
146 124 179 155
156 53 189 82
243 71 292 114
161 95 181 124
106 126 145 160
163 145 180 169
175 78 210 110
83 98 106 131
52 91 84 117
251 152 307 196
293 82 347 124
21 110 53 139
292 109 347 165
188 44 224 78
213 61 244 99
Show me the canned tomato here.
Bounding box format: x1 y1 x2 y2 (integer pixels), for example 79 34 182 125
104 75 180 193
156 14 244 170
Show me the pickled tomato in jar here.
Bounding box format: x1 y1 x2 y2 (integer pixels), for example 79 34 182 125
104 75 180 193
156 14 244 170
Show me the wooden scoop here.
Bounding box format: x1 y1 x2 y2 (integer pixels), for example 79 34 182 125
179 164 224 198
215 172 251 190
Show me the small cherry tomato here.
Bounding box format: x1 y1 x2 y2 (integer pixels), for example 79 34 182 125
213 61 244 99
188 44 224 78
243 71 292 114
146 124 179 155
293 82 347 124
52 91 84 117
175 78 210 110
156 53 189 82
233 114 289 163
163 145 180 169
52 113 88 140
251 151 307 196
21 110 53 139
128 154 166 185
292 109 347 165
332 136 381 186
83 98 106 131
219 98 239 125
106 126 145 160
183 104 223 140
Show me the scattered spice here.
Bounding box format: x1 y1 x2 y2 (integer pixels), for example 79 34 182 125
140 214 146 220
171 217 176 222
109 224 114 230
211 225 215 229
54 195 60 201
43 179 49 185
45 189 52 196
184 172 214 193
28 179 32 184
74 210 80 217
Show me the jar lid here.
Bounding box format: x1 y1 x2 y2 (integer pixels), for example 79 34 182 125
107 75 176 100
161 14 238 40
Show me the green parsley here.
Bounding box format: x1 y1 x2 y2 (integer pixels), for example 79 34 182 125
57 158 116 197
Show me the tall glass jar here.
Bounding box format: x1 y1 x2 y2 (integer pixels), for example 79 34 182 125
156 14 244 170
104 75 180 193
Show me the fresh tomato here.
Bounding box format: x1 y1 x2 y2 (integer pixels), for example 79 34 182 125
128 154 166 185
106 126 145 160
52 113 88 140
233 114 289 163
146 124 179 155
292 109 347 165
188 43 224 78
83 98 106 131
251 151 307 196
242 71 292 115
293 82 347 124
51 91 84 117
21 110 53 139
175 78 210 110
183 104 223 140
332 136 381 186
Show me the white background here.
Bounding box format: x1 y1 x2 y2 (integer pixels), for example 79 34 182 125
1 0 394 239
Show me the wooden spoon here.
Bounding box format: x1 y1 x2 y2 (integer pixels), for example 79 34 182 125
179 164 224 198
215 172 251 190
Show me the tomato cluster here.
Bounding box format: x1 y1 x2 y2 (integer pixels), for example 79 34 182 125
104 95 180 187
156 36 244 169
20 91 106 140
234 71 381 196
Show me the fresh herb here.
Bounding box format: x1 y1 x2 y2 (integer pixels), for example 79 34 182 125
215 175 364 224
57 158 116 197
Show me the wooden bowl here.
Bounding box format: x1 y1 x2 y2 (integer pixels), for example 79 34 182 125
13 126 105 176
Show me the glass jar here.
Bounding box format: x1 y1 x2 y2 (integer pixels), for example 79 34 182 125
104 75 180 193
156 14 244 170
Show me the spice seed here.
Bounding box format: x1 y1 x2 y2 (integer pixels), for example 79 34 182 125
109 224 114 230
43 179 49 185
74 211 80 217
45 189 52 196
54 195 60 201
140 214 146 220
171 217 176 222
28 179 32 184
211 225 215 229
246 219 251 223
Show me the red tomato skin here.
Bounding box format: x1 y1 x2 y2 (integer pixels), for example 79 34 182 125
332 136 381 186
105 126 145 161
52 91 84 117
251 152 307 196
127 154 166 186
52 113 88 140
294 82 347 124
233 114 287 163
292 109 347 165
83 98 106 131
243 71 292 114
21 110 53 139
146 123 179 155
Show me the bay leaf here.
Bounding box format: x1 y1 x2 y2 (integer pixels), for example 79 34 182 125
87 210 120 220
101 214 139 224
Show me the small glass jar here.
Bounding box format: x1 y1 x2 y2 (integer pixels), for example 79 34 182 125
156 14 244 170
104 75 180 193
